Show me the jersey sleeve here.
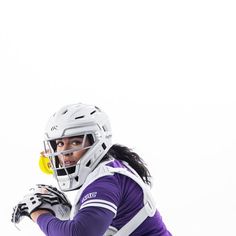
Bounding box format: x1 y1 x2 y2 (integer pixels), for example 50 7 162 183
37 207 114 236
76 174 122 218
36 175 122 236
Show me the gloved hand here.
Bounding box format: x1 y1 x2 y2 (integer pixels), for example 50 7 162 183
11 184 72 226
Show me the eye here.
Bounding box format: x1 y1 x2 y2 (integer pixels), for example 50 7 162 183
56 140 64 147
71 139 83 146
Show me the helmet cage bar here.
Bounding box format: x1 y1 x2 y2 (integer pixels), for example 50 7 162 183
56 166 76 176
44 133 96 170
45 144 91 158
54 145 91 169
43 132 95 156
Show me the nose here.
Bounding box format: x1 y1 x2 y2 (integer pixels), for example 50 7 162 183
59 141 73 157
59 139 71 151
60 150 74 166
61 147 73 157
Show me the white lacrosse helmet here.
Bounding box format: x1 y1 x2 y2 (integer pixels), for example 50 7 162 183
44 103 112 191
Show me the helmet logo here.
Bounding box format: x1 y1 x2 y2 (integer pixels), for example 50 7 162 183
51 125 58 131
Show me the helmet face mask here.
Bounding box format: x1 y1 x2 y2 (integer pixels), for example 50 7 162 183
44 133 94 166
44 103 112 191
44 133 94 158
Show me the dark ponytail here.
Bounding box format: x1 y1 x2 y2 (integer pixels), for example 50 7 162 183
105 144 151 186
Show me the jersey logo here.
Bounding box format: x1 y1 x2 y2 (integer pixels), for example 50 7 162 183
81 192 97 203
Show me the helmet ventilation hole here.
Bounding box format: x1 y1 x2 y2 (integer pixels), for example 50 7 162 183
102 143 106 150
86 160 91 167
75 115 84 119
62 109 68 115
90 110 96 115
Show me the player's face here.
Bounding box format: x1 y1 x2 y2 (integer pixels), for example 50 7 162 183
56 136 90 167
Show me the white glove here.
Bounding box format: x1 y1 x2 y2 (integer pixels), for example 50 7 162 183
11 184 71 226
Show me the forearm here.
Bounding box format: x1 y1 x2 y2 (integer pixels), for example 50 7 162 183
36 207 114 236
31 210 52 222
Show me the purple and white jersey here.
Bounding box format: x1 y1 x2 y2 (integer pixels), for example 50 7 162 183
37 160 172 236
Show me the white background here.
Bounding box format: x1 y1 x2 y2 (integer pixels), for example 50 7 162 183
0 1 236 235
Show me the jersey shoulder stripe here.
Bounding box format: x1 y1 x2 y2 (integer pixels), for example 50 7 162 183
80 199 117 216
